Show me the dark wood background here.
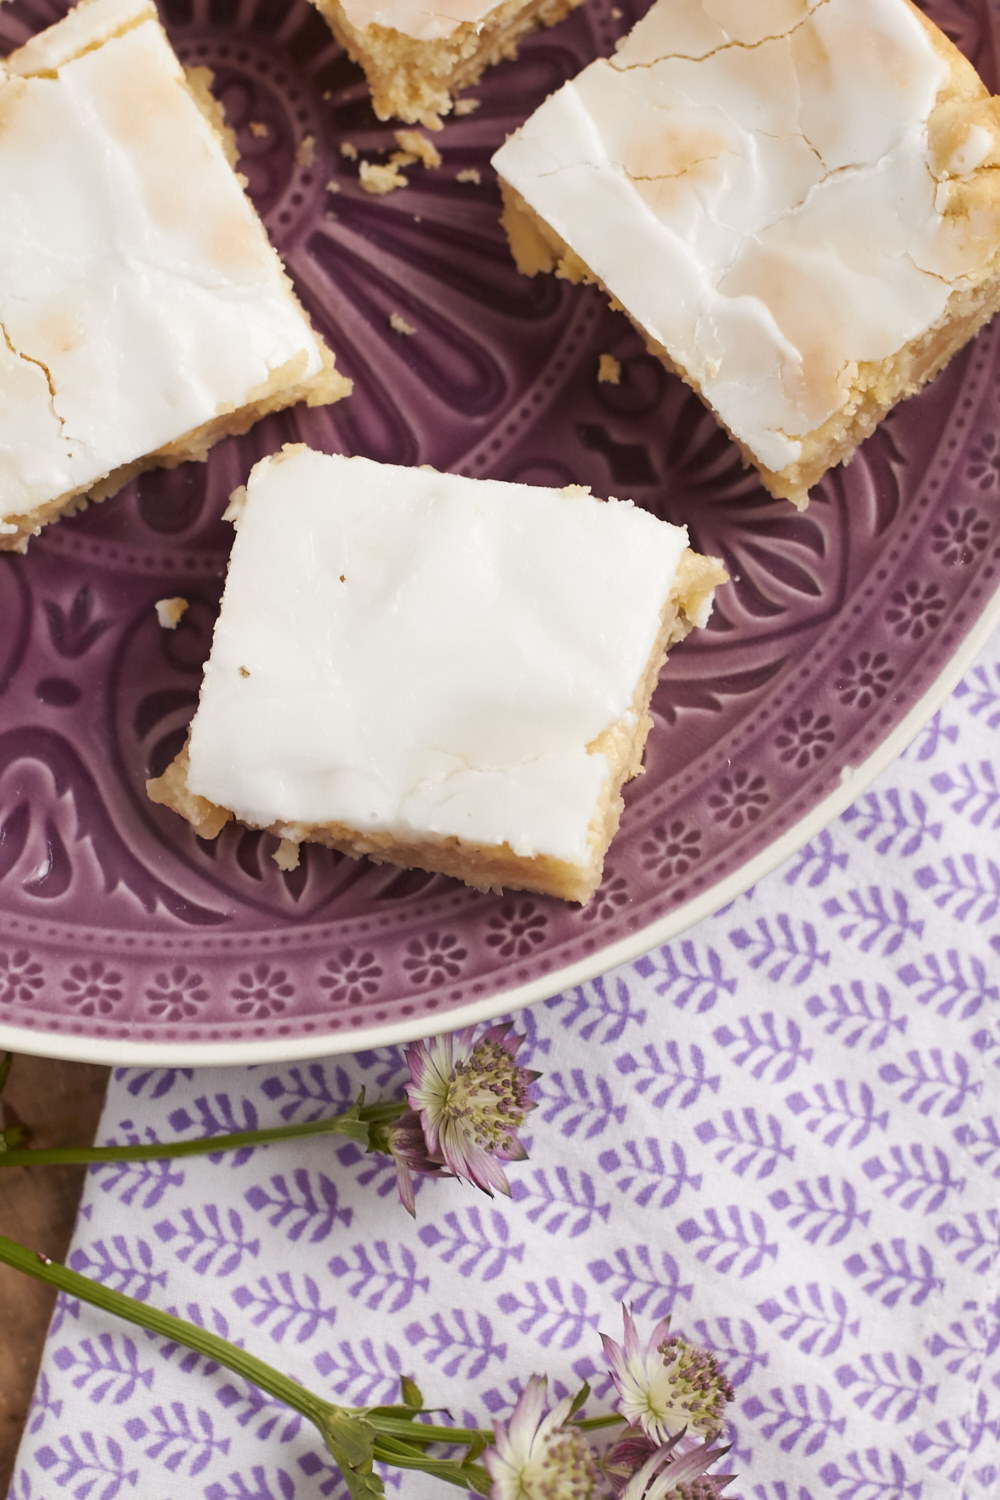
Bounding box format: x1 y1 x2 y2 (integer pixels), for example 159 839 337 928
0 1057 109 1496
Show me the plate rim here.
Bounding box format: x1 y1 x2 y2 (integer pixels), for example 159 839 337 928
4 582 998 1069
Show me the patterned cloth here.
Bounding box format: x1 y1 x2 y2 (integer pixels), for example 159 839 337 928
9 629 1000 1500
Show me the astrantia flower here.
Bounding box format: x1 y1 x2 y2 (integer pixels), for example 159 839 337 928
602 1426 673 1494
619 1438 735 1500
601 1309 734 1445
404 1021 538 1198
386 1108 450 1217
485 1376 602 1500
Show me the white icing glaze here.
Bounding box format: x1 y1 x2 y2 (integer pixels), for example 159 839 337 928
492 0 986 473
335 0 497 44
949 123 994 176
186 448 699 867
7 0 153 74
0 0 324 522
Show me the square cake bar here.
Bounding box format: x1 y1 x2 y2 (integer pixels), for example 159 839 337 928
309 0 582 124
493 0 1000 507
148 447 726 904
0 0 348 551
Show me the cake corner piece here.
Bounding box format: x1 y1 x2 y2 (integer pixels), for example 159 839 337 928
148 449 726 905
0 0 349 552
307 0 583 125
492 0 1000 509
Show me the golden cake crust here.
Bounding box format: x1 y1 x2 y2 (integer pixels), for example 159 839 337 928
309 0 581 123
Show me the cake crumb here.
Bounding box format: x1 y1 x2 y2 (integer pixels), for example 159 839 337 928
562 483 592 497
611 5 622 16
273 838 300 871
325 178 341 194
454 98 480 116
155 597 189 630
340 141 358 160
322 89 332 101
456 167 481 184
389 311 417 335
296 134 316 168
248 120 268 139
598 352 622 384
223 486 247 523
393 129 442 169
359 159 409 194
419 113 443 132
238 665 250 678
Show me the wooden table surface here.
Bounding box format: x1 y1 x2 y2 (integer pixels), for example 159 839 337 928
0 1056 109 1497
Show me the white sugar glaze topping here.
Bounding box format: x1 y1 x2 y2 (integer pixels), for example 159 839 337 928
186 448 696 866
0 0 324 523
492 0 988 473
334 0 498 44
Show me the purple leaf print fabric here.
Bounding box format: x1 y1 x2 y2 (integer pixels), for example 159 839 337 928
10 629 1000 1500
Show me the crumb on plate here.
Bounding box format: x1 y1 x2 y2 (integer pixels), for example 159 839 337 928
359 159 409 194
393 128 442 169
155 597 189 630
273 838 301 871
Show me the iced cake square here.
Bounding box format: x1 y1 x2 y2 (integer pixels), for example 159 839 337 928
0 0 349 551
309 0 582 124
147 446 726 903
493 0 1000 507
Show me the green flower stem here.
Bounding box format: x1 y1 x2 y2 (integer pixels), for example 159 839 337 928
370 1414 623 1445
370 1418 492 1445
0 1232 488 1496
0 1231 493 1491
0 1232 329 1426
0 1099 406 1168
0 1230 623 1500
577 1414 627 1434
371 1437 490 1492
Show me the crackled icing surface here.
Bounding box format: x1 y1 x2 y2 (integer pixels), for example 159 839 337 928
186 447 695 865
492 0 996 473
334 0 499 44
0 0 325 526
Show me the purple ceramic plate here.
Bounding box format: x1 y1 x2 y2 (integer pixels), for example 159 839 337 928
1 0 998 1065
